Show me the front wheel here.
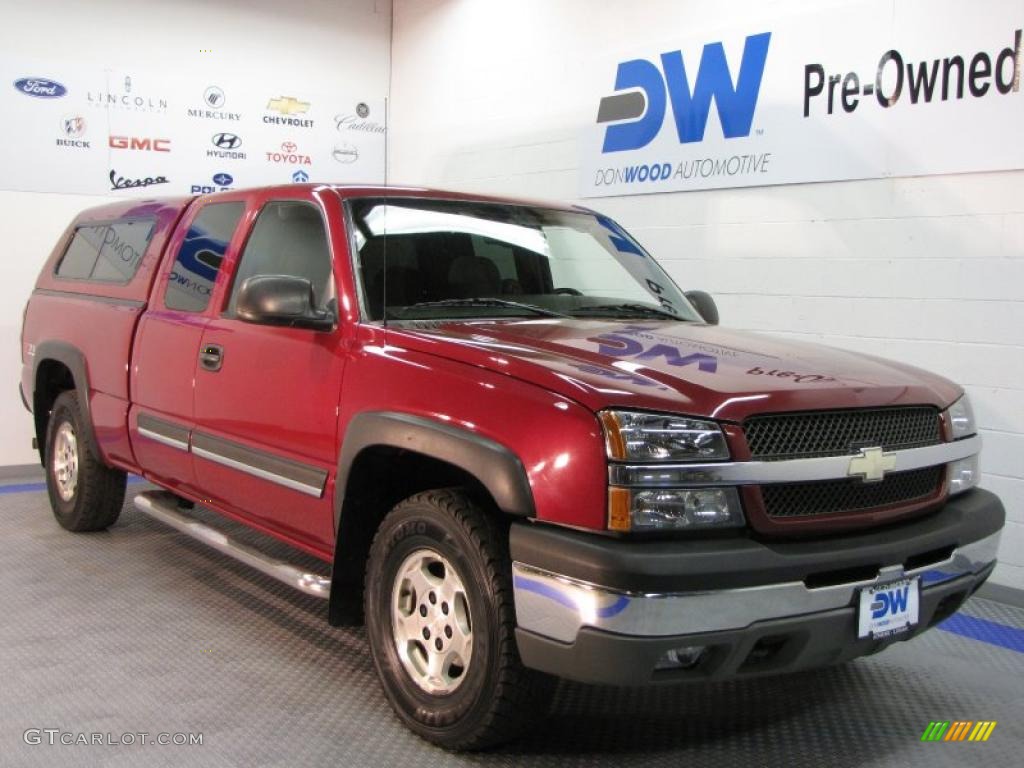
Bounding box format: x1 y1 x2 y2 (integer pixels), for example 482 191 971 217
364 489 554 750
45 391 126 532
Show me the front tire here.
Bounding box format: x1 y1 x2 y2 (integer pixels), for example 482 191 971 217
45 391 126 532
364 489 554 750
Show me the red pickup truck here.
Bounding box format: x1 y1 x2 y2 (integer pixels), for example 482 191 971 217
20 184 1004 749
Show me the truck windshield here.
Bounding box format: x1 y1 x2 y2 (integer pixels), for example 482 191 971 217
348 198 699 322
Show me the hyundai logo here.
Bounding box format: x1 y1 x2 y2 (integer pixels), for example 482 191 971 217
212 132 241 149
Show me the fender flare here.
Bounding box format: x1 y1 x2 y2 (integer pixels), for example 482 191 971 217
31 340 100 461
334 411 536 531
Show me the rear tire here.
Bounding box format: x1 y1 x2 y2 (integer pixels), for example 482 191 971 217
364 489 554 750
45 391 126 532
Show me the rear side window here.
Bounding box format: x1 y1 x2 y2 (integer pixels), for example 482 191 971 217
56 219 155 282
165 202 245 313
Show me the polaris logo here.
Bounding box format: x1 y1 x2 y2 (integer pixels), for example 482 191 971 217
597 32 771 152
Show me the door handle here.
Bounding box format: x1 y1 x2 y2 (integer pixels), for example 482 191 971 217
199 344 224 372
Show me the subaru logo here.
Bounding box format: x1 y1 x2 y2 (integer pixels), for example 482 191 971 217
292 170 309 183
212 132 241 149
212 172 233 186
204 86 225 108
14 77 67 99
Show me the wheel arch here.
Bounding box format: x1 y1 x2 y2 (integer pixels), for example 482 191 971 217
328 411 535 625
32 341 97 466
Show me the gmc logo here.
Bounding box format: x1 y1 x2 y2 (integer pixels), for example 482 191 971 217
109 136 171 152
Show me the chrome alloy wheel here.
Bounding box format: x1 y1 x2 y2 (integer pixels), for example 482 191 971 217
53 422 79 502
391 548 474 694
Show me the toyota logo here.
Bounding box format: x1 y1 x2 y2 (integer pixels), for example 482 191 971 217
281 141 297 153
212 132 241 149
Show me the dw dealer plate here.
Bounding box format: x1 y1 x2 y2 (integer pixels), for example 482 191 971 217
857 577 919 639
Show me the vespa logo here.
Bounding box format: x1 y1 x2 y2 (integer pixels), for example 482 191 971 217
870 584 910 619
847 446 896 483
597 32 771 152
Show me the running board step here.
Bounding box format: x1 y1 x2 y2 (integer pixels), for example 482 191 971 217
134 491 331 599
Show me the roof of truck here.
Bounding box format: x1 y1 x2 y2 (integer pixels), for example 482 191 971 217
74 184 585 222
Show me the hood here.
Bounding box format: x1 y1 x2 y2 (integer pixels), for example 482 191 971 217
386 318 962 422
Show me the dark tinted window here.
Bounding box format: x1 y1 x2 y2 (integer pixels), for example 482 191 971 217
227 202 333 316
165 202 245 313
56 220 154 282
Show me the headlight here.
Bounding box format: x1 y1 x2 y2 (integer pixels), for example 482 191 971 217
599 410 729 462
609 487 744 532
946 395 976 440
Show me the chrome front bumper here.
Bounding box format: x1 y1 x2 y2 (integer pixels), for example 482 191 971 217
513 530 1001 644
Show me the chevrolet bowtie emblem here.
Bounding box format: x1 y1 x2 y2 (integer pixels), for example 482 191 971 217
267 96 310 115
847 446 896 483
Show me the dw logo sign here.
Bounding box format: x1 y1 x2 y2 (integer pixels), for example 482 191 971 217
597 32 771 152
871 584 910 619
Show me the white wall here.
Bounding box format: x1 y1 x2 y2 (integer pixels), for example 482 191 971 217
389 0 1024 589
0 0 391 465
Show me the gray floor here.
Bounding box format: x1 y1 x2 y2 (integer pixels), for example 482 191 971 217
1 477 1021 767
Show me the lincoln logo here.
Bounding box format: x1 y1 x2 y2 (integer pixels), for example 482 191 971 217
847 446 897 483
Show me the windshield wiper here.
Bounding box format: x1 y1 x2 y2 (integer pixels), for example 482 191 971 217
569 303 685 320
398 298 568 318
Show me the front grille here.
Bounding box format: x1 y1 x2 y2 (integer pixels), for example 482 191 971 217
745 407 942 461
761 466 944 519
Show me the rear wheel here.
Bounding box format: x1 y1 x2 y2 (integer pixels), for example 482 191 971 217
45 391 126 532
364 489 554 750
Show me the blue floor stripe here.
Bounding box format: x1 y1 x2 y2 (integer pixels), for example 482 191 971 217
0 476 145 495
937 613 1024 654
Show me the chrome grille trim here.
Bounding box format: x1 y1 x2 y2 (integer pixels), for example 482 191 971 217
607 435 981 487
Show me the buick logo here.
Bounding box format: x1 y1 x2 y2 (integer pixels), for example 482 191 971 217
204 86 225 108
62 116 86 137
212 132 241 149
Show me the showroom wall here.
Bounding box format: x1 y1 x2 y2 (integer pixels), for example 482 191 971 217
389 0 1024 589
0 0 391 466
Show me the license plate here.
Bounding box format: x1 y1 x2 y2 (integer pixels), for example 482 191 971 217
857 577 919 639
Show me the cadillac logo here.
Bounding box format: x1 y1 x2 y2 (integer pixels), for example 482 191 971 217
847 447 896 483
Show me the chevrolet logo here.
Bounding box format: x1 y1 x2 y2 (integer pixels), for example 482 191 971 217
267 96 310 115
847 446 896 483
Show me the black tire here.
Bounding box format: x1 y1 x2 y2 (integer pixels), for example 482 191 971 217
44 391 126 532
364 489 554 750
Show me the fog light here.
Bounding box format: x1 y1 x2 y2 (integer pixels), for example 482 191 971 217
655 645 707 671
629 487 743 531
949 455 980 495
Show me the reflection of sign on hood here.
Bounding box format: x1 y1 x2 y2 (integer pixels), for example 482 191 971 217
588 328 718 373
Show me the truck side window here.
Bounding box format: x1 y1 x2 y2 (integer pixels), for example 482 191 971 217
165 202 245 313
56 219 155 282
227 201 333 317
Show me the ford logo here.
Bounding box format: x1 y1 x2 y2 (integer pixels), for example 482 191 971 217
14 77 67 98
